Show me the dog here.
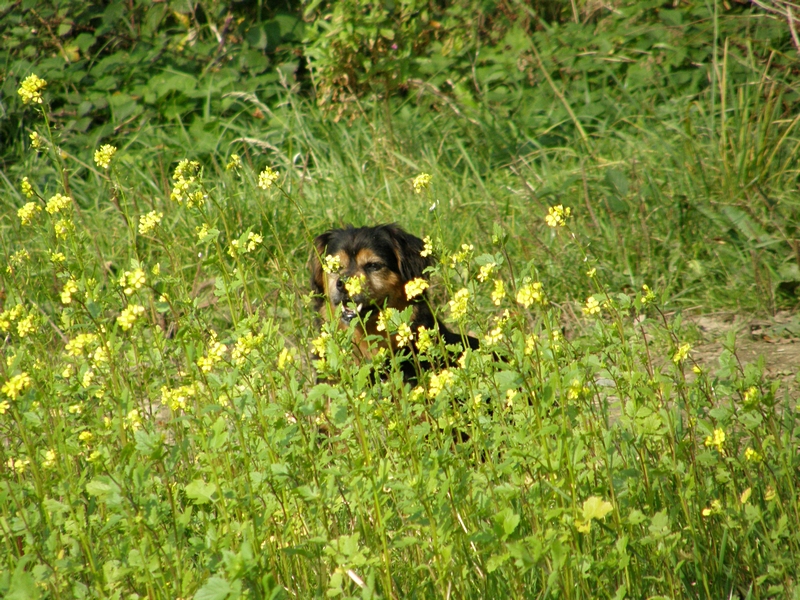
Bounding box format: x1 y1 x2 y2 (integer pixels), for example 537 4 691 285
309 224 479 379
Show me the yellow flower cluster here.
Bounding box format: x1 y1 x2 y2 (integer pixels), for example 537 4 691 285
376 308 398 332
582 296 601 316
232 331 264 366
45 193 72 215
396 322 412 348
197 333 227 373
567 378 589 400
170 159 203 207
226 153 242 171
404 277 428 300
742 386 759 408
196 223 211 241
117 304 145 331
345 274 366 297
448 288 470 321
2 372 32 399
744 447 761 462
704 428 725 453
702 499 722 517
54 218 73 239
16 314 36 337
672 343 691 364
412 173 432 194
18 201 41 225
94 144 117 169
18 74 47 104
277 347 294 371
65 333 99 357
311 331 330 358
420 236 433 258
161 384 197 411
258 167 279 189
125 409 142 431
450 244 474 267
545 204 571 228
50 251 66 263
21 177 34 198
138 211 163 235
0 305 25 333
477 262 496 282
416 326 433 354
640 284 656 305
29 131 44 149
428 369 454 398
322 254 341 274
483 327 503 346
576 496 613 533
516 280 544 308
491 279 506 306
119 268 146 295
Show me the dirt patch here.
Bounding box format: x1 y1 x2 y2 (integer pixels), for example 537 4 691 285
688 311 800 397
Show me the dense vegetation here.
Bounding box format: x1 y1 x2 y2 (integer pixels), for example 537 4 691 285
1 1 799 598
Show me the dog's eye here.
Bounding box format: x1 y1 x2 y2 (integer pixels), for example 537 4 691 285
363 262 384 273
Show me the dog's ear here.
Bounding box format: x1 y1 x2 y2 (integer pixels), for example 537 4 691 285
309 231 331 295
385 224 434 282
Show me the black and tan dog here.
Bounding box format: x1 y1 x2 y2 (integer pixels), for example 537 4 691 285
310 224 478 377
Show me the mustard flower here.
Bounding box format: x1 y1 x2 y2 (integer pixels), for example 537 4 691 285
582 296 601 316
49 251 66 263
119 268 146 295
428 369 454 398
92 344 109 366
78 431 94 445
197 333 227 372
576 496 613 533
161 384 196 412
420 236 433 258
412 173 432 194
0 401 9 415
742 386 760 408
17 202 41 225
524 334 537 356
2 372 32 399
54 218 73 240
20 177 34 198
277 347 294 371
322 254 341 274
405 277 428 300
65 333 98 356
376 308 398 332
311 331 330 358
138 211 163 235
7 457 30 474
516 280 544 308
483 327 503 346
117 304 145 331
0 305 24 333
94 144 117 169
228 239 240 257
448 288 470 321
567 378 589 400
702 499 722 517
16 314 36 337
246 231 262 252
43 449 56 468
258 167 279 189
396 322 413 348
232 331 264 366
45 193 71 215
195 223 211 241
345 274 366 297
477 262 496 282
29 131 44 149
226 153 242 171
545 204 571 228
18 74 47 104
10 249 30 267
586 267 596 278
450 244 474 267
491 279 506 306
672 343 691 364
416 326 433 354
171 159 203 206
125 409 142 431
641 284 656 305
744 447 761 463
81 369 94 388
704 428 726 453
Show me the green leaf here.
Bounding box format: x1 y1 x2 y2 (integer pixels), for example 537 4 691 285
185 480 218 505
194 576 231 600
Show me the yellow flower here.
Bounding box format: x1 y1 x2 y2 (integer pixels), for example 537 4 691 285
94 144 117 169
125 409 142 431
161 384 196 412
322 254 341 274
491 279 506 306
640 284 656 305
586 267 596 278
702 499 722 517
412 173 432 194
65 333 98 356
409 386 425 402
45 193 72 215
448 288 470 321
477 262 496 282
450 244 474 267
138 211 163 235
744 447 761 462
545 204 571 228
311 332 330 358
395 322 413 348
577 496 613 533
78 431 94 445
0 400 9 414
117 304 145 331
17 201 41 225
742 386 759 408
704 428 726 453
7 457 30 474
567 378 589 400
484 327 503 346
10 249 30 267
54 218 73 239
516 280 544 308
43 449 56 468
226 153 242 171
232 331 264 366
740 487 752 504
246 232 262 252
277 347 293 371
2 372 32 399
197 332 227 372
20 177 34 198
16 314 36 337
428 369 454 398
420 236 433 258
582 296 601 316
171 159 203 206
81 369 95 388
119 268 146 295
405 277 429 300
416 326 433 354
672 343 691 364
345 274 366 297
50 251 66 263
29 131 44 149
258 167 279 189
18 74 47 104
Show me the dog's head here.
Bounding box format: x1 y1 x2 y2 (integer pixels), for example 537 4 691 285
310 224 433 328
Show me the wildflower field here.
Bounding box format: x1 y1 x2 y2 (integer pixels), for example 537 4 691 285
2 2 800 599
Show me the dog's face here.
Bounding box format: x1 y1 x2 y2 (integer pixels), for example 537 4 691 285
310 224 433 342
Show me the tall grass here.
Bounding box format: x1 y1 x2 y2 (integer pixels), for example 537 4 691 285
2 36 800 600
